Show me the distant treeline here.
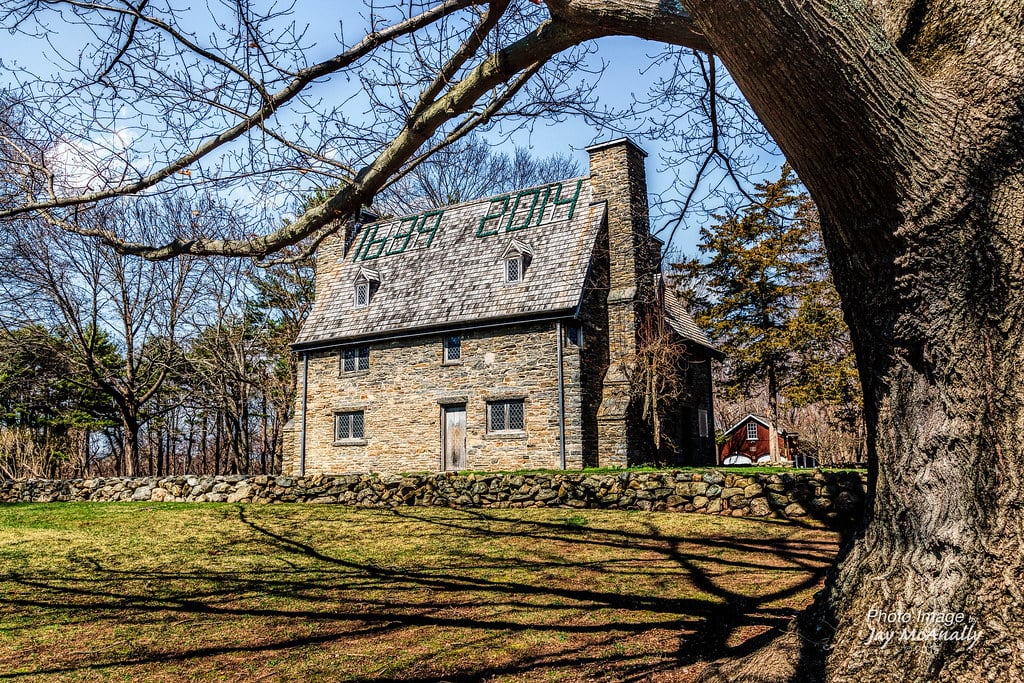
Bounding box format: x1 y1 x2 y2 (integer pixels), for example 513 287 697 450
0 196 313 478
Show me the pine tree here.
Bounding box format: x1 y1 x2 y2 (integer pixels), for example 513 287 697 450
674 164 857 463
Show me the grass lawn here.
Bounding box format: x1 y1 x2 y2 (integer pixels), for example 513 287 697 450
0 503 840 682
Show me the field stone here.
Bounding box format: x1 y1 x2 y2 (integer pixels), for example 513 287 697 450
703 471 725 485
536 488 558 502
784 503 808 517
227 485 251 503
748 497 772 516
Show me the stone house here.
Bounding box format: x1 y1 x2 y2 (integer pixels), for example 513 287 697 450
282 138 719 476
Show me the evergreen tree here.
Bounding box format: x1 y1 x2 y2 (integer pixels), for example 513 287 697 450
0 326 116 476
674 165 858 463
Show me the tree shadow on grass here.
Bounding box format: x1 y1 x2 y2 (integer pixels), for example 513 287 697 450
0 506 842 682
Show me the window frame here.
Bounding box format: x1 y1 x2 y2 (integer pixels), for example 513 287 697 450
354 281 370 308
342 346 370 373
698 409 709 438
443 335 462 365
487 399 525 434
334 410 365 441
566 324 584 348
745 422 759 441
504 255 523 283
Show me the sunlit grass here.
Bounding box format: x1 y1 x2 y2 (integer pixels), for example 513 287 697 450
0 503 840 682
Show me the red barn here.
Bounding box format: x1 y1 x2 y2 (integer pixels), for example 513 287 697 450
719 414 797 465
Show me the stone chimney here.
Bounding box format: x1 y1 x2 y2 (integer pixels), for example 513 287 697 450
586 138 659 467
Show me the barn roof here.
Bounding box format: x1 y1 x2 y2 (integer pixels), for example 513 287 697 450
295 177 605 348
722 414 795 437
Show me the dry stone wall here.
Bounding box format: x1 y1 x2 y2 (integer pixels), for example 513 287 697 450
0 470 866 523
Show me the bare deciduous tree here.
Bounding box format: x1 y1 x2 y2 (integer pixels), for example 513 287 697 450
1 1 1021 679
0 198 212 475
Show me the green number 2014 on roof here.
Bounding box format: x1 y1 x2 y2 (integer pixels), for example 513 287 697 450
476 179 582 238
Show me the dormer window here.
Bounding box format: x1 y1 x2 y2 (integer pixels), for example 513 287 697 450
505 256 522 283
354 281 370 308
354 267 381 308
499 238 533 284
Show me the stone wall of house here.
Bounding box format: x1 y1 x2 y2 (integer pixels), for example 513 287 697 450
662 357 718 467
283 321 586 476
0 470 866 523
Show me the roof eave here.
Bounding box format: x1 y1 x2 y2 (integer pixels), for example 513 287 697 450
291 308 579 353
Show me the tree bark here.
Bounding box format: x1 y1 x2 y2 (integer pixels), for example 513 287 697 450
669 0 1024 679
766 365 782 464
8 0 1021 675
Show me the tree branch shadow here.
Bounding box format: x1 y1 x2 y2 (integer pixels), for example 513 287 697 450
0 505 842 681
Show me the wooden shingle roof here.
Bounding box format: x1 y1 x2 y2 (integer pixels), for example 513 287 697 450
663 289 720 355
295 177 605 348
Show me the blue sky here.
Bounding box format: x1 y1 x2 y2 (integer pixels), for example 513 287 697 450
1 3 785 257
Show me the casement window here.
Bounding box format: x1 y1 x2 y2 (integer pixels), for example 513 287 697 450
443 335 461 364
342 346 370 373
335 411 365 441
488 399 525 433
354 267 381 308
699 409 709 438
746 422 759 441
500 238 533 284
566 324 584 348
354 281 370 308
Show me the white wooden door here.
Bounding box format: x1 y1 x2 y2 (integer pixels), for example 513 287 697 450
443 406 466 471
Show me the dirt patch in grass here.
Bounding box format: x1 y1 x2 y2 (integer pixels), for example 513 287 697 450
0 503 840 682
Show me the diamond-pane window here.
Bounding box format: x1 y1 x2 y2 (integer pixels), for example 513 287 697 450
343 347 370 372
505 257 521 283
355 281 369 307
488 400 525 433
444 335 461 363
488 404 504 432
507 401 524 430
335 411 364 440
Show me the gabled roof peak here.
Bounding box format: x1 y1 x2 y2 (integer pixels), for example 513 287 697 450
356 267 380 283
500 238 534 260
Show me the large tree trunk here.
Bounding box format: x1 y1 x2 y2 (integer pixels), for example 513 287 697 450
766 366 782 464
671 0 1024 679
121 413 140 477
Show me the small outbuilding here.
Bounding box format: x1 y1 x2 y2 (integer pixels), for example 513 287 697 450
719 414 798 465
